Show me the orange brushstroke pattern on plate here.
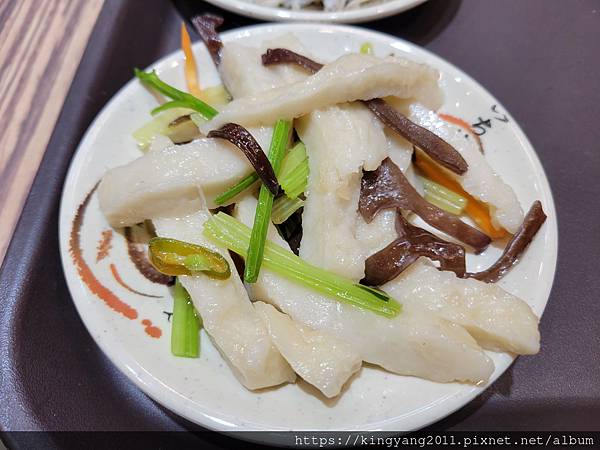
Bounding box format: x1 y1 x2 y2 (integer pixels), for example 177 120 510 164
109 263 163 299
96 229 113 262
69 187 138 320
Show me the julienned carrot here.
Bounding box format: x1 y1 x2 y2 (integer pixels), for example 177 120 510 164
181 23 202 98
414 153 508 240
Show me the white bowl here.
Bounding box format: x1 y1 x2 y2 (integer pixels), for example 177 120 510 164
204 0 428 23
59 23 557 440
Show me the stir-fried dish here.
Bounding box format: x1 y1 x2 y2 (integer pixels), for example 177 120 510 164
249 0 386 13
95 15 547 398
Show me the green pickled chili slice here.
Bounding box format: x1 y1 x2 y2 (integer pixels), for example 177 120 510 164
148 237 230 279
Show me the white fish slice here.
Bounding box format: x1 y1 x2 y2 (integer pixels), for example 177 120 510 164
153 208 296 390
296 104 391 280
383 259 540 355
408 103 523 233
234 196 495 384
97 127 274 227
220 34 312 98
296 102 414 281
254 301 362 398
201 53 441 132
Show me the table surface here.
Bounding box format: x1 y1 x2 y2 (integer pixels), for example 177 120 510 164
1 0 599 439
0 0 104 264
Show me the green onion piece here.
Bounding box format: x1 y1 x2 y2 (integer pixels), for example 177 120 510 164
421 177 467 215
151 100 194 116
214 173 260 206
171 279 201 358
134 68 218 120
360 42 373 55
244 119 292 283
279 142 309 199
271 196 305 224
204 212 401 318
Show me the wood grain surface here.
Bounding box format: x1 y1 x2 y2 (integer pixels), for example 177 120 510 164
0 0 104 264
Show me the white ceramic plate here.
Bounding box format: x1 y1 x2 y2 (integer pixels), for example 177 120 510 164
59 24 557 436
204 0 427 23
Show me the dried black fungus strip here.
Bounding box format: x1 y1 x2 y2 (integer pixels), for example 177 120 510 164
262 48 324 73
364 99 467 174
191 14 224 67
468 201 546 283
207 123 280 195
363 212 466 286
262 48 468 175
125 227 174 286
359 158 490 253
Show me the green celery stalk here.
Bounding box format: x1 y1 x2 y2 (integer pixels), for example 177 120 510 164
134 69 218 120
171 279 201 358
421 177 467 215
278 142 309 199
214 141 308 205
214 173 260 206
244 119 292 283
204 213 401 318
271 196 305 224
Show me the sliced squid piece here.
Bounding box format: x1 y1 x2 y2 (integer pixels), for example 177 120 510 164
382 259 540 355
408 103 523 233
153 209 295 390
98 127 273 227
254 301 362 398
202 53 441 132
233 196 494 384
220 34 312 98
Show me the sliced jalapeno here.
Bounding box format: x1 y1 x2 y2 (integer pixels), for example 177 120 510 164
148 237 231 280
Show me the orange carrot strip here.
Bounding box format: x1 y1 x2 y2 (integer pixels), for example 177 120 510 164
181 22 202 98
414 153 508 240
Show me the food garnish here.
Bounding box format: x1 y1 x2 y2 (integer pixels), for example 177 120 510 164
363 212 466 285
420 176 467 215
468 201 546 283
181 23 202 98
171 279 202 358
207 123 280 196
148 237 231 279
245 119 292 283
271 196 305 225
277 141 309 199
414 151 507 239
359 158 491 252
134 68 218 119
213 140 308 205
365 99 468 174
214 172 260 206
204 212 401 317
191 14 224 67
166 114 201 144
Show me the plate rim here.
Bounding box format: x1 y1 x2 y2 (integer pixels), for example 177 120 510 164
203 0 427 23
58 22 559 434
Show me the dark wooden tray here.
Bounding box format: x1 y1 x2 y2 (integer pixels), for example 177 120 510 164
1 0 599 447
